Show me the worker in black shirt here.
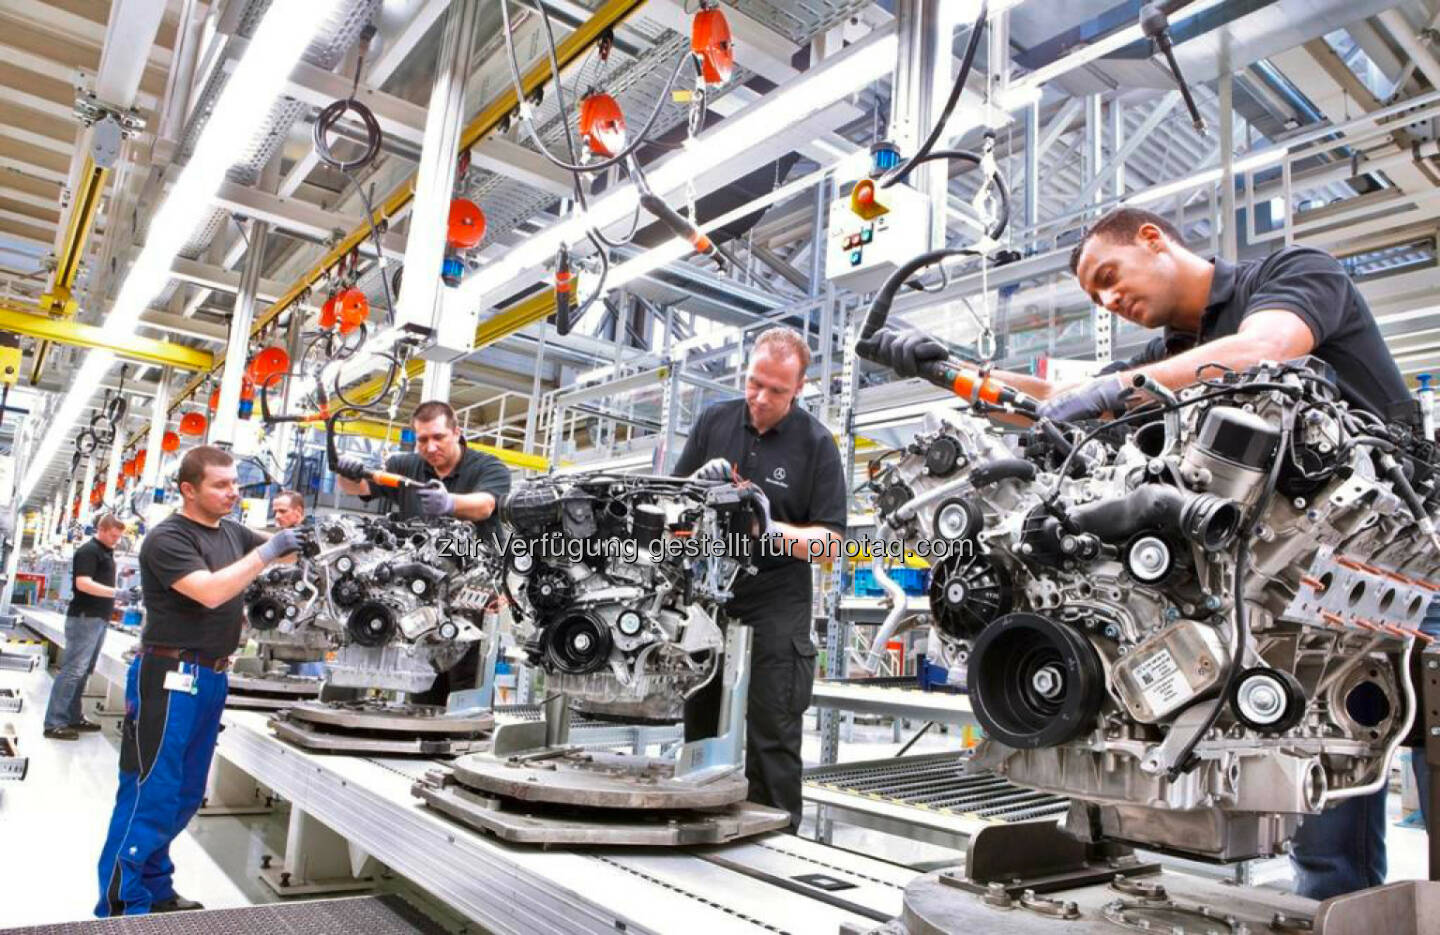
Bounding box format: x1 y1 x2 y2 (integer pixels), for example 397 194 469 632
271 489 307 530
334 400 512 705
674 326 848 831
861 206 1409 899
95 446 302 917
43 514 137 740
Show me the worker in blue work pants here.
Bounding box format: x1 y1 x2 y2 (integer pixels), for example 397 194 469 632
95 654 227 916
92 444 302 916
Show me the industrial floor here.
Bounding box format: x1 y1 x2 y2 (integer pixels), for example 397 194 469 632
1 660 1432 930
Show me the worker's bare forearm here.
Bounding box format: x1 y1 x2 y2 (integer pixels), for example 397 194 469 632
74 576 116 599
767 524 843 563
453 491 498 521
991 369 1059 400
173 551 266 609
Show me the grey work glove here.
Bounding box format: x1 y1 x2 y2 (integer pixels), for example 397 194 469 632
416 485 456 517
690 457 734 483
334 456 369 481
119 585 143 604
258 528 303 563
1037 373 1133 424
855 327 948 379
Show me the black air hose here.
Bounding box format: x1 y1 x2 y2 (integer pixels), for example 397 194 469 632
969 459 1037 488
1066 485 1242 551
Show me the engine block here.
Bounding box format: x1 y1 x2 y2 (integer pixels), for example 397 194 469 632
501 472 756 721
869 359 1439 860
244 515 500 693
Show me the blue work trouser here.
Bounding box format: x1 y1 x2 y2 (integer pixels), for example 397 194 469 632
43 614 108 730
1288 786 1389 900
94 653 228 916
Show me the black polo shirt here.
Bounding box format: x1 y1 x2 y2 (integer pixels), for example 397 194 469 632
1113 247 1410 421
68 537 116 619
673 399 847 599
363 445 512 545
140 514 266 658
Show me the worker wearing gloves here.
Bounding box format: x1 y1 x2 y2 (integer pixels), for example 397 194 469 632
674 326 848 832
96 446 304 916
43 514 135 740
860 206 1413 900
334 400 511 705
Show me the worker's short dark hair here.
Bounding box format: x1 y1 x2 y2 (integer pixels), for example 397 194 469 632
412 400 458 432
177 445 234 491
274 489 304 511
95 513 125 532
1068 207 1186 275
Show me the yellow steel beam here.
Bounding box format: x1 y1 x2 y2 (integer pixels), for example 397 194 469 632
296 415 549 472
166 0 648 418
33 156 110 383
0 300 214 372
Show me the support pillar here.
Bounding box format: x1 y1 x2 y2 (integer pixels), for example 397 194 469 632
890 0 953 251
1219 34 1238 260
78 454 97 527
399 0 480 384
259 808 375 897
139 368 172 508
199 757 275 816
212 220 269 446
100 423 126 517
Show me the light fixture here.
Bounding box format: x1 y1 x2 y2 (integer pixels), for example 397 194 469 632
451 24 900 313
19 0 344 504
1124 148 1288 208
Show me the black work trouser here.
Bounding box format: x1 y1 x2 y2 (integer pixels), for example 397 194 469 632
684 574 817 830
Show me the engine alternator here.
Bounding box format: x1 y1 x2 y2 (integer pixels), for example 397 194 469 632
927 552 1012 641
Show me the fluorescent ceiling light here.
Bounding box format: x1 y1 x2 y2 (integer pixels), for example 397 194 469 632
19 0 343 504
451 24 899 312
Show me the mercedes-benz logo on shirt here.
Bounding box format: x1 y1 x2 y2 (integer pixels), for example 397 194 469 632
767 466 789 488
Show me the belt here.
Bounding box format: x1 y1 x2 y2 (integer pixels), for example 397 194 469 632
141 645 230 672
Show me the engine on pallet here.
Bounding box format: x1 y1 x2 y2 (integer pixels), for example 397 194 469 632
501 472 756 721
245 514 500 693
869 358 1439 861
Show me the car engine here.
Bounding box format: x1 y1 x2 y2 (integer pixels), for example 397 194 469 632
867 358 1438 861
501 472 757 721
244 515 500 693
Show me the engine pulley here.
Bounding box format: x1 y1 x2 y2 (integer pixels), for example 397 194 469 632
927 552 1012 641
542 614 613 674
346 600 398 648
246 597 288 632
968 613 1106 749
932 497 982 542
1229 667 1306 734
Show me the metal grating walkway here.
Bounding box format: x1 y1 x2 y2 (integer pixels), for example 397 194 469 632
3 894 445 935
805 752 1069 824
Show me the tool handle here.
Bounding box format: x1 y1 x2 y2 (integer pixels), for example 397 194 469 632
368 471 411 489
918 358 1040 416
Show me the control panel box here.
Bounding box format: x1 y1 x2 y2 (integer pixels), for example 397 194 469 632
825 181 932 292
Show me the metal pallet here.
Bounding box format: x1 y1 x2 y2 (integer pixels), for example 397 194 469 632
1 727 27 781
804 752 1069 850
0 687 23 713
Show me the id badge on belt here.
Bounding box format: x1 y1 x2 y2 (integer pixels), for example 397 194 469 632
162 662 198 695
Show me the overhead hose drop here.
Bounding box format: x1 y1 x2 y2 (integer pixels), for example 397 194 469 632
856 250 1038 414
882 0 990 190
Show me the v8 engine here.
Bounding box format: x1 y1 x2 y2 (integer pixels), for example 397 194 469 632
501 472 757 721
244 515 500 693
869 358 1439 861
